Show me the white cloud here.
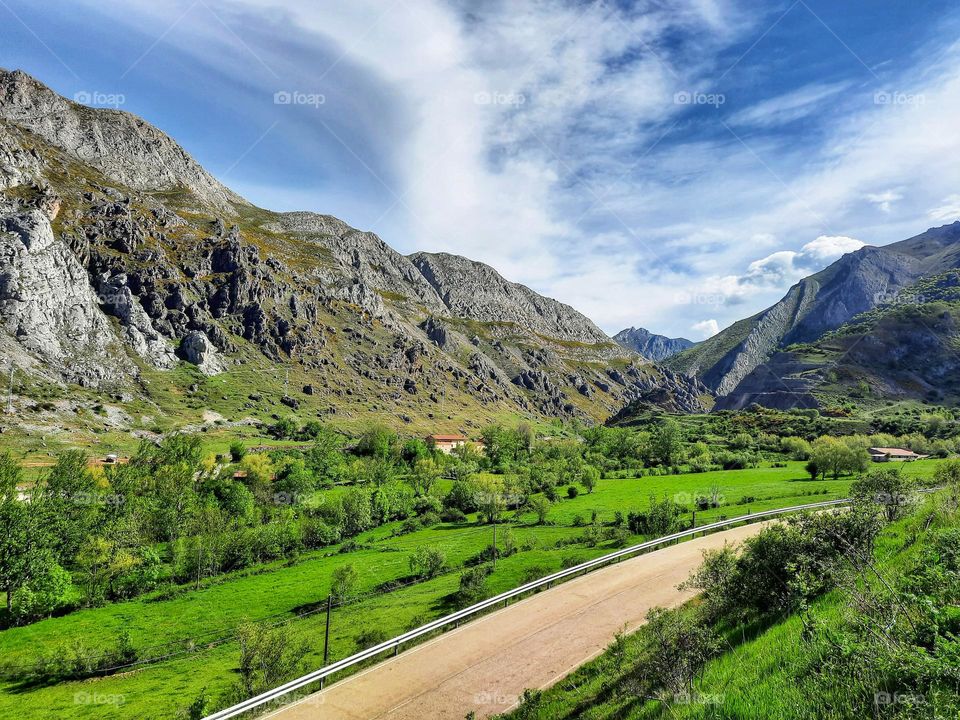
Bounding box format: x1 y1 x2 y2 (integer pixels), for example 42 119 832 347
799 235 866 263
67 0 960 339
929 194 960 222
729 81 851 128
692 319 720 338
865 189 903 213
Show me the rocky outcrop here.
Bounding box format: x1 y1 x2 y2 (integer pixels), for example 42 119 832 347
614 327 694 361
98 273 177 369
410 252 614 346
0 205 129 384
178 331 226 375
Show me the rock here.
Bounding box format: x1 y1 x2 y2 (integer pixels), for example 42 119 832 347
0 206 131 385
177 331 226 375
302 384 314 395
281 395 300 409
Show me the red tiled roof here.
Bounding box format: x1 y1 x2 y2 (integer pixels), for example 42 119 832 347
427 434 468 442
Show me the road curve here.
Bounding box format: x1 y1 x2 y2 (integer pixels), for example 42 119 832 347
265 522 767 720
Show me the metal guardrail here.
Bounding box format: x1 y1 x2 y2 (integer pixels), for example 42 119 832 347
204 497 851 720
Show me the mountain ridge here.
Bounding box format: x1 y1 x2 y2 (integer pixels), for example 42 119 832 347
667 221 960 409
613 327 695 361
0 68 709 439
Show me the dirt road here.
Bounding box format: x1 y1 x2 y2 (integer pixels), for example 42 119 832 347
266 521 767 720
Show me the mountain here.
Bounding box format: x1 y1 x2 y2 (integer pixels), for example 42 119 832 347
613 327 695 361
0 68 709 440
666 222 960 410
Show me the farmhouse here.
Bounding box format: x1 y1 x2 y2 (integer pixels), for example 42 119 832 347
426 433 468 454
869 447 926 462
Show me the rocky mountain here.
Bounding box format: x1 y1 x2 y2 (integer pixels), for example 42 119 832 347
613 327 695 362
667 222 960 410
0 68 709 440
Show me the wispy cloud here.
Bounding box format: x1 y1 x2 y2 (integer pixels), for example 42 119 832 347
15 0 960 339
728 80 852 128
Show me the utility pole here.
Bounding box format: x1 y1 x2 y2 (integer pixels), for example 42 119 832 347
492 519 497 571
323 594 332 665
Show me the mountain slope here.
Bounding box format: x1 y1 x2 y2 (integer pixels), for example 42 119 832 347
714 270 960 410
667 223 960 400
613 327 694 361
0 68 708 441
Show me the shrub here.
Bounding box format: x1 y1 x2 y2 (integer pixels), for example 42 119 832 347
355 627 389 651
566 485 579 499
330 563 358 601
439 507 467 523
456 566 490 605
229 441 246 462
409 546 446 579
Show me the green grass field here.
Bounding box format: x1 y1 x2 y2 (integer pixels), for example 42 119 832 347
0 460 944 719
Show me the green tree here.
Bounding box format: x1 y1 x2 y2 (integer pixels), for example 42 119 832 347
0 453 52 615
235 622 309 698
306 426 345 485
39 450 99 562
330 563 358 600
409 546 446 579
340 488 373 537
409 458 441 497
527 495 552 524
851 467 915 522
581 464 600 494
649 419 683 467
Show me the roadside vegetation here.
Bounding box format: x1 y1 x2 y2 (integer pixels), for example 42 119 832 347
0 408 953 718
499 463 960 720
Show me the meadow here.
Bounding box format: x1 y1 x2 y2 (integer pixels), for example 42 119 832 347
0 458 944 719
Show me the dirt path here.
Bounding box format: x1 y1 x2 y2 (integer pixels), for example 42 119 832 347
265 522 767 720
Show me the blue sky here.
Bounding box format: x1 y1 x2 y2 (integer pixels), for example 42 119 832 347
3 0 960 339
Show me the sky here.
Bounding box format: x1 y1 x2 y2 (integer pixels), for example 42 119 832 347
3 0 960 339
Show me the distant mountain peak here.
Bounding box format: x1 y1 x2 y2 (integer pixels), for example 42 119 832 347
613 327 694 361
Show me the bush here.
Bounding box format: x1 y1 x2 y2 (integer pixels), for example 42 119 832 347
627 496 683 537
229 441 246 462
355 627 389 650
456 565 490 605
409 546 446 579
439 507 467 523
566 485 579 499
